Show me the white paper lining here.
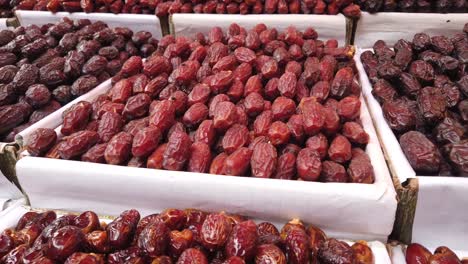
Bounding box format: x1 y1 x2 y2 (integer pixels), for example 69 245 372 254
0 175 22 211
15 10 163 39
171 14 347 46
355 12 467 48
0 203 392 263
355 48 468 251
0 18 12 30
16 73 397 242
0 143 23 210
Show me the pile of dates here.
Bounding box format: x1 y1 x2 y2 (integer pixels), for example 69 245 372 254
360 24 468 176
12 0 361 18
406 243 467 264
154 0 361 17
0 18 158 142
27 24 375 184
0 208 375 264
357 0 467 13
0 0 13 18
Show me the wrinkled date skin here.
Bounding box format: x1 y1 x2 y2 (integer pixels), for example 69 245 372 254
251 142 278 178
98 111 124 143
400 131 440 174
296 148 321 181
61 101 92 136
58 130 99 160
0 103 32 135
132 126 161 158
224 147 252 176
26 128 57 156
363 25 468 176
163 130 191 171
188 142 212 173
104 132 133 165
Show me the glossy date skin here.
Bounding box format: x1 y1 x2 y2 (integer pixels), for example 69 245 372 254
27 23 374 184
3 209 373 264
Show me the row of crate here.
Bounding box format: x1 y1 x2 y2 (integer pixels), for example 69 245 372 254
0 9 466 261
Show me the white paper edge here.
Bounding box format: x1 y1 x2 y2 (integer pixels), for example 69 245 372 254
355 12 467 48
0 18 10 30
355 48 416 182
0 175 22 210
390 244 406 264
15 10 163 39
171 13 347 46
0 205 392 263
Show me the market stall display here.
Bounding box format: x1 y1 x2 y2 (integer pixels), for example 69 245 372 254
359 23 467 177
2 0 465 254
0 18 159 143
356 0 467 13
355 18 468 250
9 0 362 18
25 24 375 184
16 21 397 241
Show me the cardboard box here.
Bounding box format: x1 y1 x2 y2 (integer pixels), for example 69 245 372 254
170 13 350 45
355 46 468 250
0 202 393 263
